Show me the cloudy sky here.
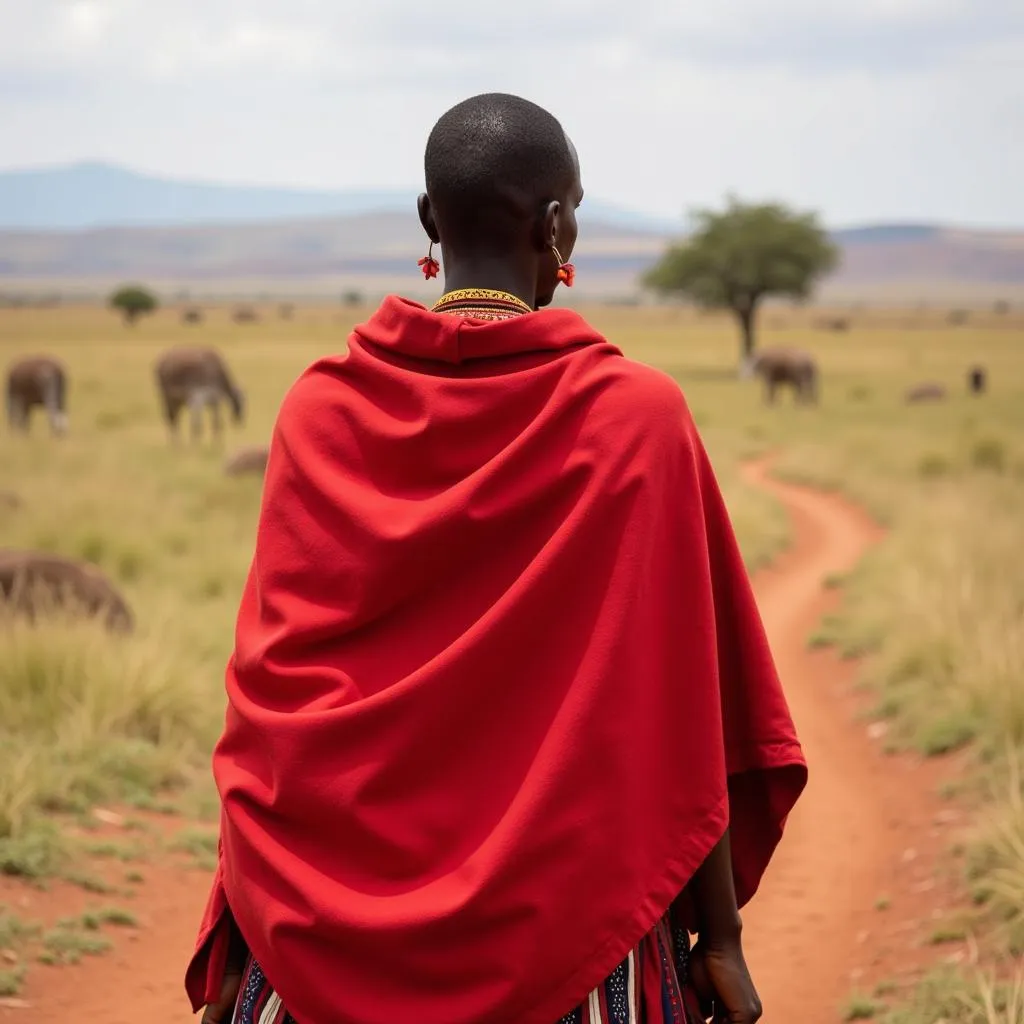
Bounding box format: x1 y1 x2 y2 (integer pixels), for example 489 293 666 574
0 0 1020 227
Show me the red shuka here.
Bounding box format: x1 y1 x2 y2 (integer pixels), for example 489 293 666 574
186 296 807 1024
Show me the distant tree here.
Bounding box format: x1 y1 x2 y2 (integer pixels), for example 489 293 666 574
643 198 839 367
109 284 158 325
342 289 365 308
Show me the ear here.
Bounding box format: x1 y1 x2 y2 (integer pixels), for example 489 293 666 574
417 194 440 244
537 200 561 252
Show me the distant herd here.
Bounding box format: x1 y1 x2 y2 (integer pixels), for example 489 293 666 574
6 346 255 446
0 331 992 637
3 344 267 635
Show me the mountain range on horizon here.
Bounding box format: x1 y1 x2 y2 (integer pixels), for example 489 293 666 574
1 162 1023 300
0 160 1003 238
0 161 687 233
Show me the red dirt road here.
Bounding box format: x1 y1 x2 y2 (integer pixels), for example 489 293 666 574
6 466 954 1022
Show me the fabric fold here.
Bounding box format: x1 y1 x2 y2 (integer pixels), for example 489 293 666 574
186 296 806 1024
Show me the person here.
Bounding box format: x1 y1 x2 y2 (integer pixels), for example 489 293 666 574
186 93 807 1024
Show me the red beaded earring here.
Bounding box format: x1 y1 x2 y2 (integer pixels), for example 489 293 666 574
552 246 575 288
418 241 440 280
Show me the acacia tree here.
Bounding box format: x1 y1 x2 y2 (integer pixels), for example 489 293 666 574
643 198 839 366
109 284 158 326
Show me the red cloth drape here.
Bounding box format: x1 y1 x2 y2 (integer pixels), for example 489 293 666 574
186 296 807 1024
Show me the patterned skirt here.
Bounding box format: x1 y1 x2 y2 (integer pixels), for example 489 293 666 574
231 914 702 1024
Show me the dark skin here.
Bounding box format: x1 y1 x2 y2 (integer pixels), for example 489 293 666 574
683 829 763 1023
200 918 248 1024
418 135 583 312
201 132 762 1024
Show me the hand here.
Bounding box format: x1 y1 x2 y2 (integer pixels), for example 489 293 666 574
200 967 243 1024
688 937 762 1024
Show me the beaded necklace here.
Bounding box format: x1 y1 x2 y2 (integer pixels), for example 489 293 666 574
432 288 532 322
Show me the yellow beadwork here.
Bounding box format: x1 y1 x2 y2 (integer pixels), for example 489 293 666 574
432 288 532 315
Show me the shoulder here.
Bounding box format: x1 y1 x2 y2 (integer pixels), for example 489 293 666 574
577 352 697 450
278 352 349 413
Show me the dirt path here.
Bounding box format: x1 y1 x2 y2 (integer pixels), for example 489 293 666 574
8 464 954 1022
739 462 952 1022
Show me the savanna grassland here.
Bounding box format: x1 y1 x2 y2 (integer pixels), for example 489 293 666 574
1 300 1022 1020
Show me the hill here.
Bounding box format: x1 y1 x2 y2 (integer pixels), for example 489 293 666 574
0 161 679 234
0 164 1021 301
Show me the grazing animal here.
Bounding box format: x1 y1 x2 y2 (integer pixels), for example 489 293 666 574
0 490 21 510
233 306 259 324
748 346 819 404
5 355 69 435
224 444 269 477
182 308 204 325
154 347 245 443
968 366 986 395
905 382 948 403
816 316 849 333
0 549 133 633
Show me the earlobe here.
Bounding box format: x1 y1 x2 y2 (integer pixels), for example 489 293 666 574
417 194 441 244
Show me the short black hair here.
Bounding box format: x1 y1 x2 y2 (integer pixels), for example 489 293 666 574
424 93 576 245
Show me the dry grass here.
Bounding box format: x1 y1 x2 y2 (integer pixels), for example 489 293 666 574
1 299 1023 1009
0 302 791 864
882 968 1024 1024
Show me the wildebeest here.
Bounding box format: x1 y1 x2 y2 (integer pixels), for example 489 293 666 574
905 382 948 403
747 347 819 404
233 306 259 324
0 549 133 633
5 355 69 435
224 444 269 477
968 366 986 395
182 308 204 325
0 490 22 510
154 347 245 443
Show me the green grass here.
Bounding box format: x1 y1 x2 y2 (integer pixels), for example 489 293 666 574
967 750 1024 954
0 906 39 950
882 969 1024 1024
62 869 115 895
170 827 218 858
0 967 26 997
0 909 37 997
0 819 67 880
39 924 112 966
79 840 144 862
928 922 969 945
36 911 134 967
81 907 138 930
844 994 881 1020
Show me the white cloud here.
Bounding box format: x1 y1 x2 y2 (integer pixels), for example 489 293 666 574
0 0 1021 225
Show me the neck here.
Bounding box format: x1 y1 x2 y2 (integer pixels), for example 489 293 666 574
439 256 537 311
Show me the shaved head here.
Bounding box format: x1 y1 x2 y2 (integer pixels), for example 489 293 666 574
423 93 578 250
417 93 583 308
